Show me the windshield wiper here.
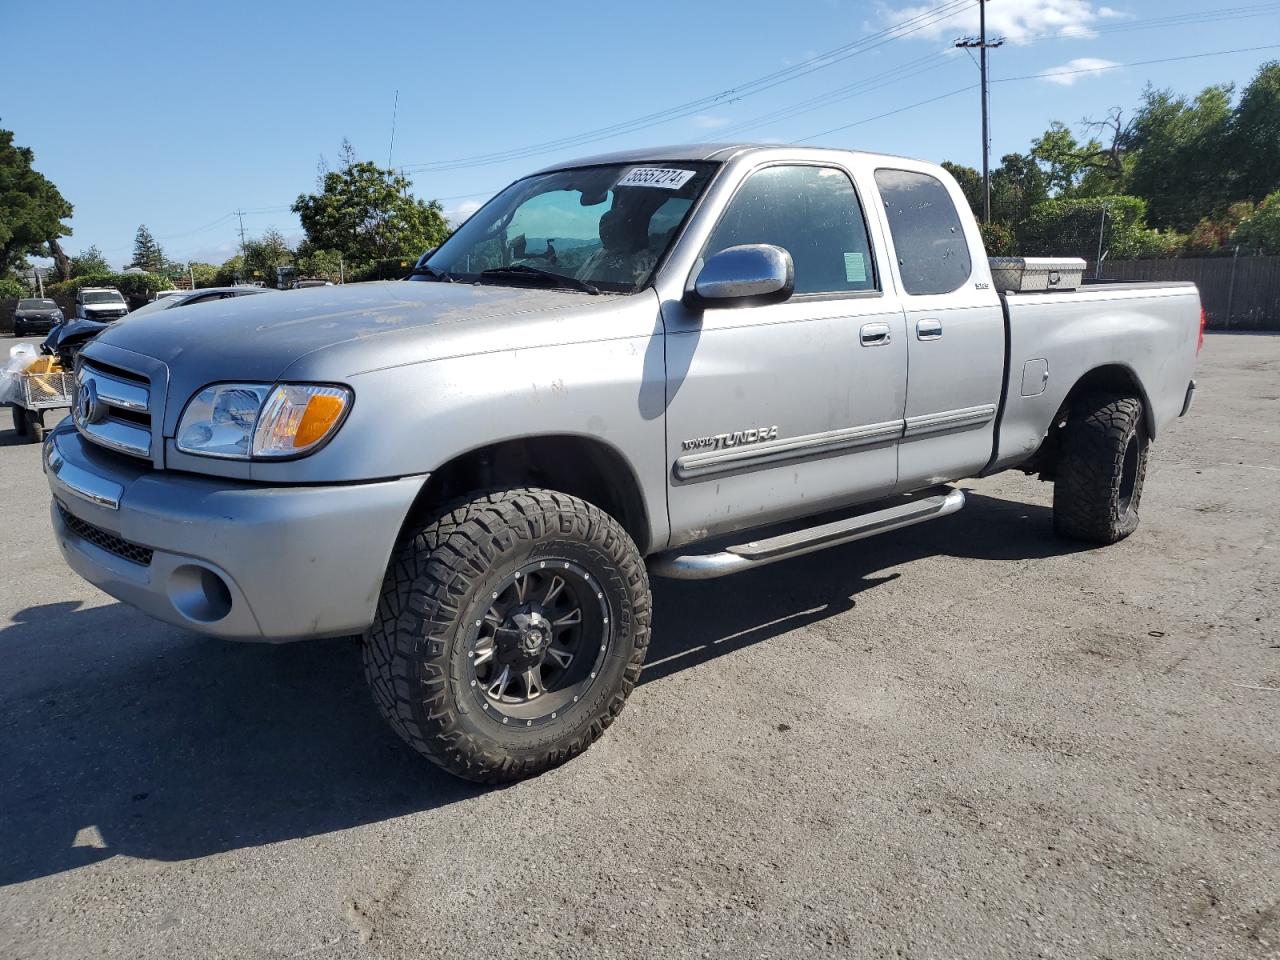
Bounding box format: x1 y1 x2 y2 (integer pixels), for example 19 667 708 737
409 264 455 282
479 265 600 295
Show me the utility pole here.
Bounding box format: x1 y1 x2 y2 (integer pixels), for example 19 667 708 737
956 1 1004 223
235 209 247 257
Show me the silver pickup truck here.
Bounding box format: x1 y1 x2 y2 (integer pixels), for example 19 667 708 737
44 144 1201 782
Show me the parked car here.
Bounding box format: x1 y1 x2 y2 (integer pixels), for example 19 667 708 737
74 287 129 322
125 285 275 318
45 144 1201 784
11 298 64 337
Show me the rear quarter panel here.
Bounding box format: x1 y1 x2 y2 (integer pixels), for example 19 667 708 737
991 283 1201 472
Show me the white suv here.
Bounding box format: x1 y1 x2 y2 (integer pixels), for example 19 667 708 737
75 288 129 322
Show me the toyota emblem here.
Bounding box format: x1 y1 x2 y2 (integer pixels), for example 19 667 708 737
77 379 105 425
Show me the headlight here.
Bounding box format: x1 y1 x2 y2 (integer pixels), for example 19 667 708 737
176 383 351 460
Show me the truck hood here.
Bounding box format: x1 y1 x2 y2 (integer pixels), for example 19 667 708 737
83 281 632 429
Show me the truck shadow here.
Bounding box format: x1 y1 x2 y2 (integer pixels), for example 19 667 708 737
0 490 1083 886
643 490 1083 682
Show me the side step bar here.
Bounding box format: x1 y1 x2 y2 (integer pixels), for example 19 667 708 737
649 487 966 581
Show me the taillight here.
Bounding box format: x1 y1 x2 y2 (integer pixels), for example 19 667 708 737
1197 307 1206 355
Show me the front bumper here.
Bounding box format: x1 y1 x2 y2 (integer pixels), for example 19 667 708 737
15 316 59 331
45 423 426 642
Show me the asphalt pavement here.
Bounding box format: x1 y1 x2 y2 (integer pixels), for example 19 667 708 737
0 332 1277 959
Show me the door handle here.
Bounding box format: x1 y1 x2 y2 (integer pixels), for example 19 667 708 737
860 322 892 347
916 318 942 341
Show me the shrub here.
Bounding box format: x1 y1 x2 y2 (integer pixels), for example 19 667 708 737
47 272 173 303
1019 196 1185 260
979 221 1017 256
0 275 28 299
1231 191 1280 255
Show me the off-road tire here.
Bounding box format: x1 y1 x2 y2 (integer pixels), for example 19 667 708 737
363 488 651 783
1053 392 1149 544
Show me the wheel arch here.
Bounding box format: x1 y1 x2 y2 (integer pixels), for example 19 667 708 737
399 433 654 553
1060 364 1157 439
1022 363 1156 481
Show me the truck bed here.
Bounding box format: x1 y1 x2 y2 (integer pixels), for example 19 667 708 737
989 281 1201 473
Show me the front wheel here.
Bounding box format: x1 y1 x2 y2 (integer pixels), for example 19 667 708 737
363 489 651 783
1053 393 1149 544
11 406 30 438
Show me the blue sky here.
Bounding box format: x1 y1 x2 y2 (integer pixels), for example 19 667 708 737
5 0 1278 268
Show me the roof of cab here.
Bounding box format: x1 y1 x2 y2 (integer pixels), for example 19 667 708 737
530 142 920 175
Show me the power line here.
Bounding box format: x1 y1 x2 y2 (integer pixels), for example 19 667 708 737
793 42 1280 145
793 85 979 143
153 212 237 240
696 4 1280 143
398 0 973 173
995 42 1280 86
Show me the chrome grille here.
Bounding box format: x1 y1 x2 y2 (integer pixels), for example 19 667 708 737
75 361 154 460
57 504 154 566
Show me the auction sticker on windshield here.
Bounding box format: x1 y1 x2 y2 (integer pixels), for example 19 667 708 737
616 167 697 189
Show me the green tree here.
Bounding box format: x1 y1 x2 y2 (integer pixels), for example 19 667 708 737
187 262 219 287
292 142 449 268
990 152 1049 227
1030 113 1129 199
1228 61 1280 203
1232 191 1280 255
1125 83 1234 231
0 127 73 274
69 244 110 277
242 228 293 286
295 243 344 283
941 161 983 219
213 255 244 287
131 225 166 272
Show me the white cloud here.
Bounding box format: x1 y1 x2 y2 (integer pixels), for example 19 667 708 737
444 199 484 226
880 0 1119 44
690 114 732 130
1038 57 1120 85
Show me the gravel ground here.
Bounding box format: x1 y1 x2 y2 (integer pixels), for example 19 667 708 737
0 332 1276 960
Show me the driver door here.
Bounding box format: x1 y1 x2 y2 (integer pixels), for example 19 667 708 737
661 162 908 547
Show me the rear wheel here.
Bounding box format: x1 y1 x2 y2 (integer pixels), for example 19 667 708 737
27 411 45 444
11 406 29 438
363 488 651 783
1053 393 1149 544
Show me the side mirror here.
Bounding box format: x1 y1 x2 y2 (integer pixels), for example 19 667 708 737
685 244 794 308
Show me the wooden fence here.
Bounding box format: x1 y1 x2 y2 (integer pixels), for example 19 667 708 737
1090 256 1280 331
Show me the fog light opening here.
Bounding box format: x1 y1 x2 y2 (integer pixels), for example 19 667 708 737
169 565 233 623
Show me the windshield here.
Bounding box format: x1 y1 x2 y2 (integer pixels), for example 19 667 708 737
19 299 57 309
83 291 125 304
127 296 182 317
421 162 717 293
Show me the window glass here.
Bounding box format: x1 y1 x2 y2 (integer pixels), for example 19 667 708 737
424 163 715 293
874 168 971 295
702 165 876 296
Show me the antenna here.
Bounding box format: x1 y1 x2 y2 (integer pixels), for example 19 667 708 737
388 89 399 169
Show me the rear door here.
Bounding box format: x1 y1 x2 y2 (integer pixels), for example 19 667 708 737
872 167 1004 490
661 161 908 547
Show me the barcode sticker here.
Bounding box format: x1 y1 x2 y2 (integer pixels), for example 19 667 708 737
615 167 697 190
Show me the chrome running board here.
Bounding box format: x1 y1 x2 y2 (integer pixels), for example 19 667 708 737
649 487 965 580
